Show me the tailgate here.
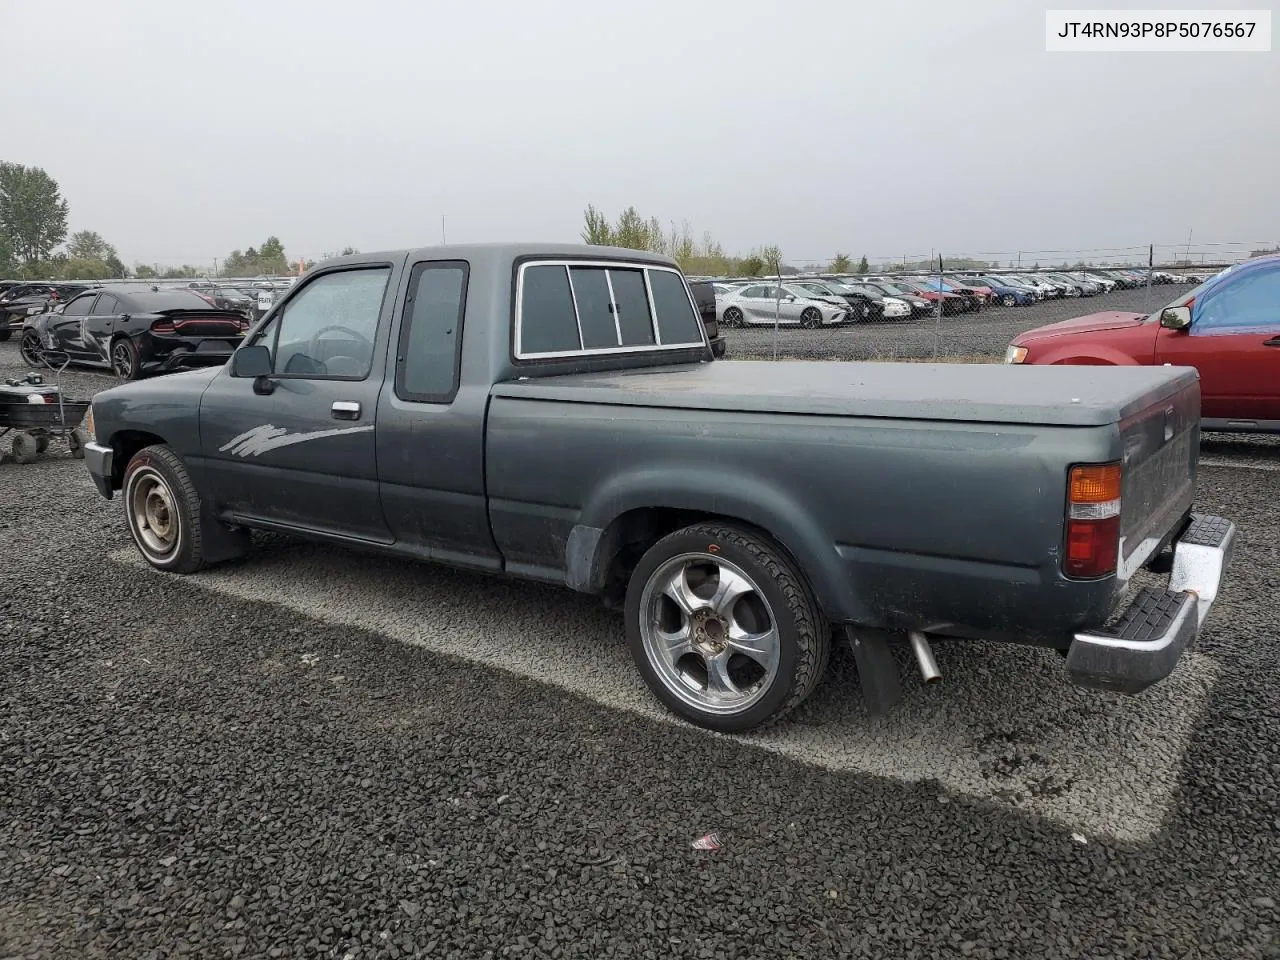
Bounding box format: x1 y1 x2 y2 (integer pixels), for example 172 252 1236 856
1117 375 1200 571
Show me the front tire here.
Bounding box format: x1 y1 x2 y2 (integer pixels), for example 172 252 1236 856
123 444 235 573
1001 294 1016 307
625 522 829 732
20 331 44 367
721 307 744 328
800 307 821 329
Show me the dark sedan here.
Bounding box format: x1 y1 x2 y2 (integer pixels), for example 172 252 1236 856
21 287 250 380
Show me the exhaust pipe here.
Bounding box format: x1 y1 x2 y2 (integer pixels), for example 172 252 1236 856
908 631 941 684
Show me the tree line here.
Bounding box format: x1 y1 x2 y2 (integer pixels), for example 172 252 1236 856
0 161 327 282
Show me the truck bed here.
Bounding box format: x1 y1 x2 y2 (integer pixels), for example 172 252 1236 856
493 360 1200 427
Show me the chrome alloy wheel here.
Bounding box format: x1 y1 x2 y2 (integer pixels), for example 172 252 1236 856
638 553 781 716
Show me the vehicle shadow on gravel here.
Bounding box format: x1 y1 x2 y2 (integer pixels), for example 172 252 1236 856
106 531 1220 845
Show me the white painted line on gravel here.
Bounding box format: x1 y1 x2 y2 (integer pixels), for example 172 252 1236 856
110 545 1217 843
1200 457 1280 472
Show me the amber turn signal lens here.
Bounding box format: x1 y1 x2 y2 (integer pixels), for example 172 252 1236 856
1069 463 1122 504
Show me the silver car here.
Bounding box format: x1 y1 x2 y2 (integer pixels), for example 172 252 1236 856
718 282 849 328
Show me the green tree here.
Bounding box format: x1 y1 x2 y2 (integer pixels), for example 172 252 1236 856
0 162 69 264
60 257 115 280
66 230 117 262
856 255 870 274
581 204 614 245
760 245 783 277
829 252 852 272
738 255 764 277
133 264 158 279
258 236 287 273
613 206 650 251
340 246 359 256
105 253 127 278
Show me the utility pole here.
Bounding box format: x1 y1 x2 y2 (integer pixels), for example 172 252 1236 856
442 216 447 245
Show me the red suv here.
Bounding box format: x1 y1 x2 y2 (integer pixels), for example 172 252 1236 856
1005 255 1280 432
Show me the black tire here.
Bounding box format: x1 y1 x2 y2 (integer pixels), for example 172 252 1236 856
111 336 141 381
624 521 829 733
1001 294 1016 307
0 327 11 342
34 433 49 454
123 444 248 573
800 307 821 329
12 432 39 464
20 331 44 368
68 427 87 460
721 307 744 328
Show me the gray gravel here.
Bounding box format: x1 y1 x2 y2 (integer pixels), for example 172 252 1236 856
2 336 1280 959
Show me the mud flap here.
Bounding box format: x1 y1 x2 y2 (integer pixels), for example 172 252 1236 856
843 626 903 716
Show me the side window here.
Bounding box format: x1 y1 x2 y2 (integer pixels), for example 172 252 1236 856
647 269 704 345
396 261 468 403
94 294 120 315
1194 268 1280 334
257 267 390 378
62 295 96 317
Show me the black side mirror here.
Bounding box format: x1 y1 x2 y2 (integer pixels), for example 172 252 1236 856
231 343 272 377
1159 306 1192 330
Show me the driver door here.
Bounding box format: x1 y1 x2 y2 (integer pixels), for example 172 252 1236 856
197 264 396 542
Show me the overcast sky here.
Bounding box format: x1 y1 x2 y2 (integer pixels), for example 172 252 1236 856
4 0 1277 267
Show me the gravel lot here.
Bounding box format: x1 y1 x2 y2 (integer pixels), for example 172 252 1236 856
2 313 1279 959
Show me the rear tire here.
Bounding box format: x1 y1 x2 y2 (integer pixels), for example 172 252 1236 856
112 337 141 381
625 522 829 732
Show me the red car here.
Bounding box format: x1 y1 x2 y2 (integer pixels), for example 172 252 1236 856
1005 255 1280 432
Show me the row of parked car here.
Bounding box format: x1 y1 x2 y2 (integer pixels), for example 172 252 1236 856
688 269 1200 328
0 278 296 342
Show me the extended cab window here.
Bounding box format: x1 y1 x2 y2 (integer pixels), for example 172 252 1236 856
396 261 468 403
516 262 704 358
257 267 390 378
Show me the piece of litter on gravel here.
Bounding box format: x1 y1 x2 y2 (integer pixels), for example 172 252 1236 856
691 832 722 852
300 653 319 666
1072 832 1088 845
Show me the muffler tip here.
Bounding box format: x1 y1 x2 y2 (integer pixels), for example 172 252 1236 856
908 631 942 684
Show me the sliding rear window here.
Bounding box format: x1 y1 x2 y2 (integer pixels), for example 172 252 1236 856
515 261 705 359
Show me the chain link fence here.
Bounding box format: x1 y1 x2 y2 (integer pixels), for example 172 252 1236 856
711 240 1272 362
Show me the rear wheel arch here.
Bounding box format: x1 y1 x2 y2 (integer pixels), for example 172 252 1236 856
568 481 858 622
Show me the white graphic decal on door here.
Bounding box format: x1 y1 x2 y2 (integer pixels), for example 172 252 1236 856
218 423 374 458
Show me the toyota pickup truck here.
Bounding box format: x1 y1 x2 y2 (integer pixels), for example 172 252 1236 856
81 243 1235 732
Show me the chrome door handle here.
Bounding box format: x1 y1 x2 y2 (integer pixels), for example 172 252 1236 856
331 401 361 420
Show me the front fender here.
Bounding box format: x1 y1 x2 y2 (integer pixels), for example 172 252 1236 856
1032 345 1139 366
571 464 860 623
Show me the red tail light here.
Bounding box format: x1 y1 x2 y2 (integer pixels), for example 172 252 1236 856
1063 463 1122 578
150 319 176 334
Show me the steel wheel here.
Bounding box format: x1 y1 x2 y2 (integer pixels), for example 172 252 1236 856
638 552 781 717
20 331 44 367
125 465 181 562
